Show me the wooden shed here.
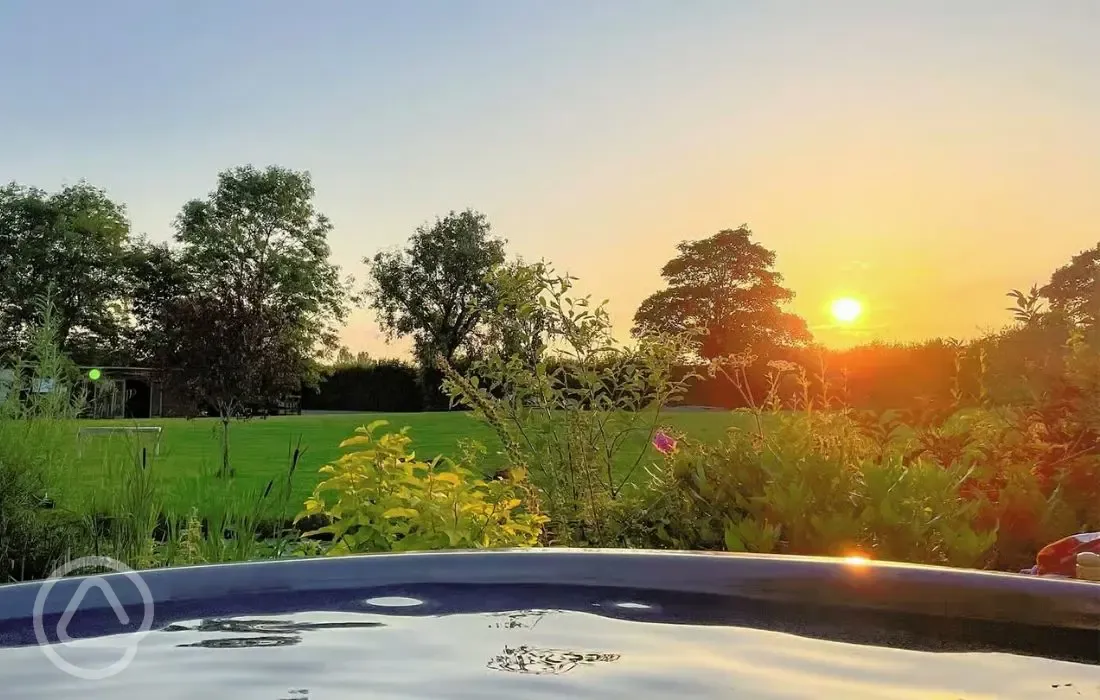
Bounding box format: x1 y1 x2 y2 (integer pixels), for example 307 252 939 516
79 366 189 419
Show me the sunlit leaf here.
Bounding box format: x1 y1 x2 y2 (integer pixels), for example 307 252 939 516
381 507 419 519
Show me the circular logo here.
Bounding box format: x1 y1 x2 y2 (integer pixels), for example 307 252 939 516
32 556 155 680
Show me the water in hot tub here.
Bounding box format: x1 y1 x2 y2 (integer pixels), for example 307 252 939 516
3 603 1099 699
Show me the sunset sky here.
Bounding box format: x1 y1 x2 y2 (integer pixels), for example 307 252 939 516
2 1 1098 355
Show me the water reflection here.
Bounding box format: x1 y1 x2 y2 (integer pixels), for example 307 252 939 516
486 609 556 630
179 635 301 649
165 617 385 649
487 645 621 675
3 605 1098 698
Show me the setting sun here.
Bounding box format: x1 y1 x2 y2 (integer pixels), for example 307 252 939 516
831 298 863 324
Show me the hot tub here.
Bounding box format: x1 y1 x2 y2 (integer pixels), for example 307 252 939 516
1 550 1098 698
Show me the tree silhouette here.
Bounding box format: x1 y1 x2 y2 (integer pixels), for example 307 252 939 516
1041 242 1100 327
633 226 810 359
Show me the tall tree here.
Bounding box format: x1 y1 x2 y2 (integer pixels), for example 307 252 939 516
633 226 811 359
367 208 506 365
1041 243 1100 327
162 165 350 415
0 182 130 361
174 165 350 360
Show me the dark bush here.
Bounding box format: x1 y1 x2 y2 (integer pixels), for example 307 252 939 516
301 359 423 412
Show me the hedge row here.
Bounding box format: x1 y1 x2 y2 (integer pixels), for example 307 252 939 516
303 333 1041 414
301 360 423 412
302 355 962 414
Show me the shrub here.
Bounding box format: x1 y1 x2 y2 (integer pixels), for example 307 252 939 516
646 408 998 567
440 266 695 546
0 301 90 581
297 421 546 553
643 334 1100 571
958 325 1100 568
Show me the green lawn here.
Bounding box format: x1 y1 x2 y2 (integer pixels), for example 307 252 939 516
63 410 752 518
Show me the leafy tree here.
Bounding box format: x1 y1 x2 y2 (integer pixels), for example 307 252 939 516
632 226 811 359
0 182 130 362
149 165 349 472
155 294 306 475
366 209 506 404
1041 243 1100 327
482 260 553 368
173 165 350 380
175 165 350 358
122 236 193 364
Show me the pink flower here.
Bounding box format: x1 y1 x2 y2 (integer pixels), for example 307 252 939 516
652 431 677 455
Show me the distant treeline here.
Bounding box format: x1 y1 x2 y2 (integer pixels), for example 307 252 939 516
305 323 1059 414
679 343 961 411
686 324 1064 411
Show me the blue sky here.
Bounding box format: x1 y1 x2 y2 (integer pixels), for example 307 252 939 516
2 1 1099 353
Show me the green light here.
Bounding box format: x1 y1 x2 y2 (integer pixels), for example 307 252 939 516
88 368 102 381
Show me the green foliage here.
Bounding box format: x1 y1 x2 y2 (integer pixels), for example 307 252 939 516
302 358 423 412
297 421 546 553
646 394 998 567
174 508 207 566
0 181 131 362
1006 285 1045 325
121 237 193 365
0 301 91 581
145 165 351 468
333 348 375 367
481 260 553 367
89 435 303 568
94 444 161 570
175 165 351 358
645 321 1100 570
163 164 351 421
440 267 696 546
366 209 506 406
0 300 300 578
632 226 811 359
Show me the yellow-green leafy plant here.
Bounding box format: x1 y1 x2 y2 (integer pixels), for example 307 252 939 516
296 421 546 554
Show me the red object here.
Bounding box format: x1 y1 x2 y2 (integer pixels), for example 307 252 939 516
1035 532 1100 576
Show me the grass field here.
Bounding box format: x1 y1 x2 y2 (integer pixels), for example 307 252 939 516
63 410 752 518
